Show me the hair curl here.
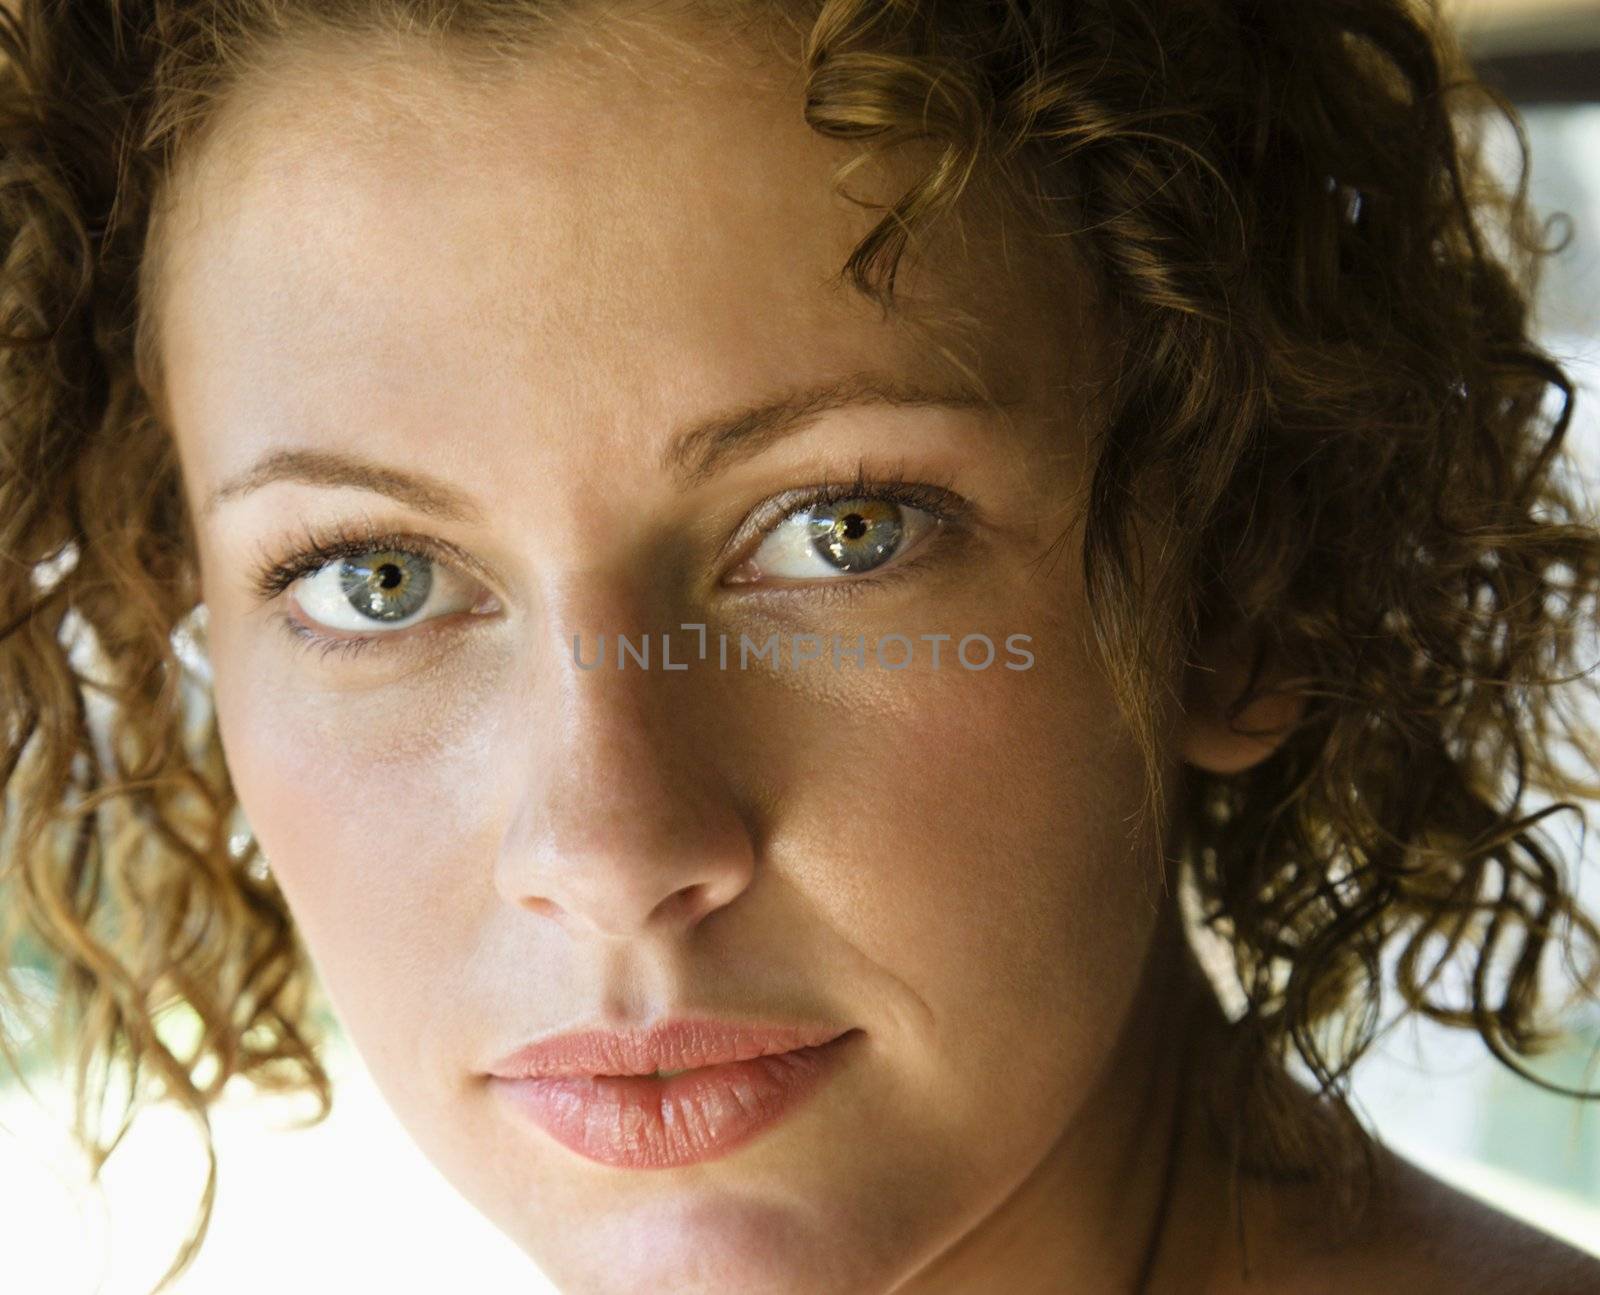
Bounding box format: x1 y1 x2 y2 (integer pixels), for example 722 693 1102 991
2 0 1598 1288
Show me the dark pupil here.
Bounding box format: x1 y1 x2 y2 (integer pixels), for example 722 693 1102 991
339 551 432 621
808 498 904 574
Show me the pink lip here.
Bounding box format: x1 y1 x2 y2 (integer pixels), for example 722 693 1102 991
485 1018 862 1169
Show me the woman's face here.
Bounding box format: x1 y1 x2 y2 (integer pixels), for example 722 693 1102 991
156 13 1210 1294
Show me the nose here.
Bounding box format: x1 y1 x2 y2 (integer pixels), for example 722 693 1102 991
493 608 757 942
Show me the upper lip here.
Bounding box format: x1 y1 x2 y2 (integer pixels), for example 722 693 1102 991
485 1017 853 1079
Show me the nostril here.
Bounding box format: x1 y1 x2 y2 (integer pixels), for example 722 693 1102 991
657 884 703 924
520 896 562 919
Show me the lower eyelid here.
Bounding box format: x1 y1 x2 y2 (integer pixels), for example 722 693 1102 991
730 525 963 601
278 612 374 658
278 606 443 659
283 580 500 648
823 551 937 600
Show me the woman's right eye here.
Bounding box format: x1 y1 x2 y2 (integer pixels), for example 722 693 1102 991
288 547 488 637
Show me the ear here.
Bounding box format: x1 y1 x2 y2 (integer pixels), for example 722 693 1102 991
1178 621 1305 776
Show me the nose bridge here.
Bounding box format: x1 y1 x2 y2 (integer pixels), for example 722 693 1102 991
495 579 755 940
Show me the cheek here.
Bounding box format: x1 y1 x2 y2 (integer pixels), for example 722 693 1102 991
206 626 500 1058
749 620 1164 1095
783 636 1164 1116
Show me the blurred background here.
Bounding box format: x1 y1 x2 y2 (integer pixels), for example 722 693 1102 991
3 1 1600 1291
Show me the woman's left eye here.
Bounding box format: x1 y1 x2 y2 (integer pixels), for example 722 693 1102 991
288 548 487 639
726 494 946 584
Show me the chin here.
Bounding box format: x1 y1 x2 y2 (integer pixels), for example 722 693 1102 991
522 1187 903 1295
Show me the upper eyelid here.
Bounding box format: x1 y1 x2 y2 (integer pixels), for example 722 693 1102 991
248 518 498 606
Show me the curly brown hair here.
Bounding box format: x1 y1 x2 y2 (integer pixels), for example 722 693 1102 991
2 0 1598 1289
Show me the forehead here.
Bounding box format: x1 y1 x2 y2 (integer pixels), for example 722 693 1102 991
150 13 1092 503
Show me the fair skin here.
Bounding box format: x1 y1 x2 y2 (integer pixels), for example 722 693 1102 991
149 9 1598 1294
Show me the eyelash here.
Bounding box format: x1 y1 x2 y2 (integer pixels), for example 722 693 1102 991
249 464 970 663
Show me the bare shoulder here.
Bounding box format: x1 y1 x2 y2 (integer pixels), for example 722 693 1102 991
1165 1032 1599 1295
1266 1151 1600 1295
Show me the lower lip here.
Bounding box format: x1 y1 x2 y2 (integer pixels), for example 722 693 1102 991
490 1030 861 1169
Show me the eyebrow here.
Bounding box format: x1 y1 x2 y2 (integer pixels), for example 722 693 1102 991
204 446 486 522
661 370 1017 488
203 370 1019 520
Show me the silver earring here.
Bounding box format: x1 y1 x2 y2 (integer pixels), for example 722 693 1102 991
246 851 272 882
229 825 271 881
172 602 214 686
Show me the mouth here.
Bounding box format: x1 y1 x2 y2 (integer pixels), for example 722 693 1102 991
491 1033 863 1169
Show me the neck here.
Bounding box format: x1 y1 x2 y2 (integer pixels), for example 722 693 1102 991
889 894 1230 1294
